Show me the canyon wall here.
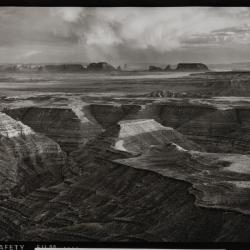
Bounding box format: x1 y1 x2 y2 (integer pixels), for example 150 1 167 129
0 112 67 197
0 99 250 241
160 104 250 153
116 142 250 215
5 106 103 153
1 152 249 241
88 102 250 154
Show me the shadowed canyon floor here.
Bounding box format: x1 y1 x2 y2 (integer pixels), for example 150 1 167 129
0 71 250 241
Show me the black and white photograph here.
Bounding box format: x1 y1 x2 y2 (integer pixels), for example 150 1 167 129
0 5 249 244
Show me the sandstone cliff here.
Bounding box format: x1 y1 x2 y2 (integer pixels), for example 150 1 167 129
114 119 201 153
5 106 103 153
74 101 250 154
0 112 67 196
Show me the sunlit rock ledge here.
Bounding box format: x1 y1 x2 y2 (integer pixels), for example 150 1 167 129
115 142 250 215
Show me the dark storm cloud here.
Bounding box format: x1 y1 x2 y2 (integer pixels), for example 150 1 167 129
0 7 250 63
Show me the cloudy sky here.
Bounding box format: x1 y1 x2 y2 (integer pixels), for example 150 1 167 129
0 7 250 64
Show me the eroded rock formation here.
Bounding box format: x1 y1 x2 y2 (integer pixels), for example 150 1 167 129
5 106 103 153
158 104 250 153
0 93 250 242
116 142 250 215
114 119 201 153
0 112 67 196
78 102 250 154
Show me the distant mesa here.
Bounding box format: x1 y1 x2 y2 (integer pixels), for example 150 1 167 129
175 63 209 71
86 62 117 72
148 63 209 72
0 64 86 73
0 61 118 73
0 61 209 73
43 64 86 72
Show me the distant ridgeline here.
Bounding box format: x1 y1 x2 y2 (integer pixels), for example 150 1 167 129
149 63 209 72
0 62 119 73
0 62 209 73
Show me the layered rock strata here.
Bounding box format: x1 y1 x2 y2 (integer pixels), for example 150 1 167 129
87 102 250 154
114 119 201 154
5 106 103 153
1 153 249 241
159 104 250 153
0 96 250 241
0 112 67 196
116 142 250 215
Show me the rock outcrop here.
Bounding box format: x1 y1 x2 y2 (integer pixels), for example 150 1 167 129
5 106 103 153
114 119 201 154
116 142 250 215
0 112 67 196
70 118 200 168
89 104 141 128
